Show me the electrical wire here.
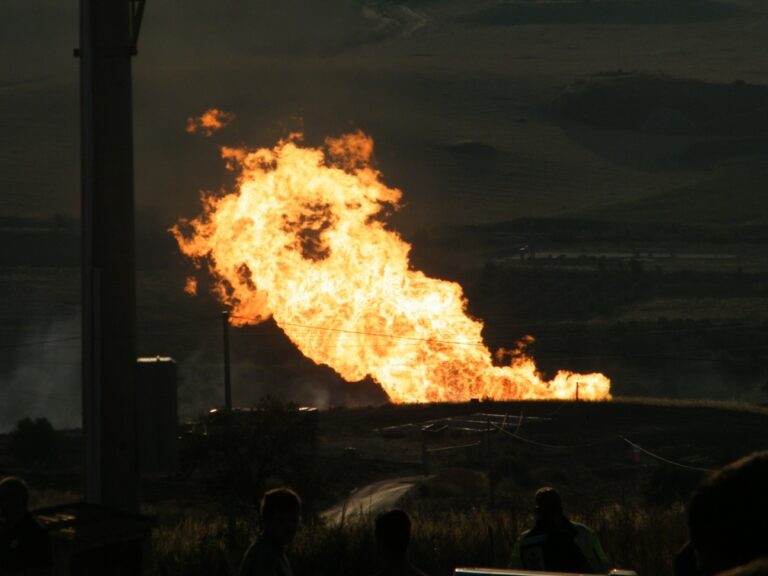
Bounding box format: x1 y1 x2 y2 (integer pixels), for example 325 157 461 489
619 435 714 472
4 385 80 404
232 314 491 349
490 421 717 472
491 421 614 449
0 336 80 351
426 441 482 453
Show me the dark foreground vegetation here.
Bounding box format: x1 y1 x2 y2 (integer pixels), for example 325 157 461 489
4 399 767 576
150 500 686 576
129 398 768 576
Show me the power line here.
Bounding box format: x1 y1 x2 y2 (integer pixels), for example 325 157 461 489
491 421 613 449
620 436 714 473
427 441 482 453
4 385 80 404
490 421 717 472
0 336 80 351
230 314 765 360
232 314 491 349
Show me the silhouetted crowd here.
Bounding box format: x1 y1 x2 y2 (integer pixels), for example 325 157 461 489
2 450 767 575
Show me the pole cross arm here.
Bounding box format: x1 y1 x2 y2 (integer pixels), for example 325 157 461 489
129 0 146 55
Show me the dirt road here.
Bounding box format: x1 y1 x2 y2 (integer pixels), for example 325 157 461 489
321 476 423 525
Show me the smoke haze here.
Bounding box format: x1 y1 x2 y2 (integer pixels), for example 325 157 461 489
1 316 80 432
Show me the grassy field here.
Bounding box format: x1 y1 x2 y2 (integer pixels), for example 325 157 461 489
316 398 768 500
150 501 688 576
145 397 767 576
2 0 767 439
570 152 768 227
5 398 765 575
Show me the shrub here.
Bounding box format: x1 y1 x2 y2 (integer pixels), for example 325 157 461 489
9 417 57 468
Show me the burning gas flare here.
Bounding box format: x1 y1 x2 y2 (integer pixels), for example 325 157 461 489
186 108 235 136
172 131 611 403
184 276 198 296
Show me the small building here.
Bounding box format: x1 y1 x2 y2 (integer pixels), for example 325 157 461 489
136 356 178 476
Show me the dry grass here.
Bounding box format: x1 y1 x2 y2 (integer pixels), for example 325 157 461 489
151 501 687 576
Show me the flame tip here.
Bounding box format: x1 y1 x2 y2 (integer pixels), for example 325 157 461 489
186 107 236 137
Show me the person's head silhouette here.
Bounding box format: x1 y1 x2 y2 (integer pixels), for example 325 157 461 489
688 451 768 575
0 477 30 525
534 486 564 527
260 487 301 547
375 509 411 560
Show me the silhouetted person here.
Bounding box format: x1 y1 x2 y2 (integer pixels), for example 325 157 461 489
0 477 52 575
509 487 609 573
373 509 429 576
687 451 768 575
239 487 301 576
716 559 768 576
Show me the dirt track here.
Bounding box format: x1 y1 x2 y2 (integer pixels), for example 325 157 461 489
321 476 423 525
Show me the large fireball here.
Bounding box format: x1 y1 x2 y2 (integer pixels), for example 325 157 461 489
172 131 611 403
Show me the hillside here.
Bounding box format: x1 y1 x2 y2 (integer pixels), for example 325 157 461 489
315 398 768 508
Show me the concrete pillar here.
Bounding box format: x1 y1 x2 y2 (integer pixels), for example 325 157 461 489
80 0 139 512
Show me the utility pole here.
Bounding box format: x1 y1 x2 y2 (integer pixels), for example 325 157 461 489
221 310 236 545
80 0 146 512
486 417 495 507
222 311 232 411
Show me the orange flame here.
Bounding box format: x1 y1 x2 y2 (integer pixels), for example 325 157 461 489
184 276 198 296
186 108 235 136
172 132 611 403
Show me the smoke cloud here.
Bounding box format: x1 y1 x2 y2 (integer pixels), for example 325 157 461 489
1 316 81 433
